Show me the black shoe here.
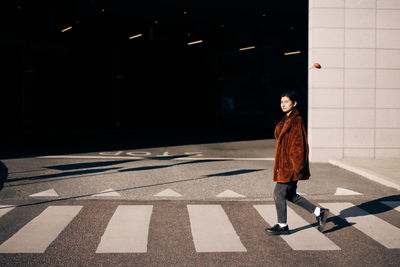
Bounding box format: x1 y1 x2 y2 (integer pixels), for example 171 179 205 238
316 208 329 232
265 224 290 235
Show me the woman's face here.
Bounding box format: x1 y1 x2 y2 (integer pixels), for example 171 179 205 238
281 96 297 113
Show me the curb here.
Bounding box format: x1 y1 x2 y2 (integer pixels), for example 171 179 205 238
328 159 400 191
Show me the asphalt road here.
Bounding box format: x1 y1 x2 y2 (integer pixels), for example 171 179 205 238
1 139 399 266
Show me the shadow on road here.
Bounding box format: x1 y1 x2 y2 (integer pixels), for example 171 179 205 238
0 161 8 191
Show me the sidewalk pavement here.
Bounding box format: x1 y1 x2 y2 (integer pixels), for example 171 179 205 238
329 158 400 191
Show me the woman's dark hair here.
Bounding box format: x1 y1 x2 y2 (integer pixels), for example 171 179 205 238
281 90 298 103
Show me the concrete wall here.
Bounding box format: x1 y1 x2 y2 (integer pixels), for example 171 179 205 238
308 0 400 162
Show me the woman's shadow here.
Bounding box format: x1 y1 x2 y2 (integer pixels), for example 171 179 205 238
323 194 400 234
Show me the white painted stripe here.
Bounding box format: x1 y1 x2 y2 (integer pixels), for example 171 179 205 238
187 205 246 252
217 190 245 198
0 206 82 253
254 205 340 250
381 201 400 212
0 206 15 218
38 155 274 161
154 188 182 197
30 189 59 197
96 205 153 253
320 202 400 249
91 188 121 197
334 187 362 196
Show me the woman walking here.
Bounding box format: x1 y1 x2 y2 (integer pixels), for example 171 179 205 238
265 91 329 235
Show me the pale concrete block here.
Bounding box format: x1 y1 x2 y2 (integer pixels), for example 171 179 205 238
345 49 375 68
344 148 375 158
346 0 376 8
345 69 375 88
310 148 343 162
377 30 400 49
344 109 375 128
376 129 400 147
309 48 344 68
312 109 344 128
378 0 400 9
345 9 376 29
310 0 344 8
310 9 345 28
377 49 400 68
377 10 400 29
345 29 375 48
310 129 343 148
376 109 400 128
311 68 344 88
311 89 344 108
344 89 375 108
376 69 400 88
376 89 400 108
376 148 400 158
344 129 375 147
311 28 345 48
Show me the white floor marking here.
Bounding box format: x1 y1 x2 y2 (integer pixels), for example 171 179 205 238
91 188 121 197
154 188 182 197
380 201 400 212
216 190 245 198
0 206 82 253
29 189 59 197
187 205 247 252
334 187 362 196
0 206 15 218
253 205 340 250
297 192 307 196
320 202 400 249
38 155 274 161
96 205 153 253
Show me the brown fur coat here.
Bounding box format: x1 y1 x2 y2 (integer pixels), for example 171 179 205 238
273 109 310 183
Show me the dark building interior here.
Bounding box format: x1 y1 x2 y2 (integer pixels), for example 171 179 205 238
1 0 308 155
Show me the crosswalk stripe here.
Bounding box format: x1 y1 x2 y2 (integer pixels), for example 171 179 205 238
320 202 400 249
187 205 247 252
380 201 400 213
0 206 15 218
96 205 153 253
254 205 340 250
0 206 82 253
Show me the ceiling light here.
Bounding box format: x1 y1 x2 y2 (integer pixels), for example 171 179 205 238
239 46 255 51
188 40 203 46
129 34 143 39
61 26 72 32
284 51 301 56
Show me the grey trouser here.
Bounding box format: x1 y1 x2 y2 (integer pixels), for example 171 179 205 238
273 181 317 224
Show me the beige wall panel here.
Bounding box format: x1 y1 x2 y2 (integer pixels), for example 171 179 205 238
376 129 400 147
310 148 343 162
311 28 345 48
310 9 344 28
311 69 344 88
345 69 376 88
344 109 375 128
309 48 344 68
345 29 375 48
312 109 344 128
310 0 344 8
377 30 400 49
345 49 375 68
376 109 400 128
376 149 400 158
377 0 400 9
376 69 400 88
345 9 376 28
377 49 400 68
311 89 344 108
344 148 375 158
377 10 400 29
310 129 343 147
344 89 375 108
376 89 400 108
344 129 375 147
